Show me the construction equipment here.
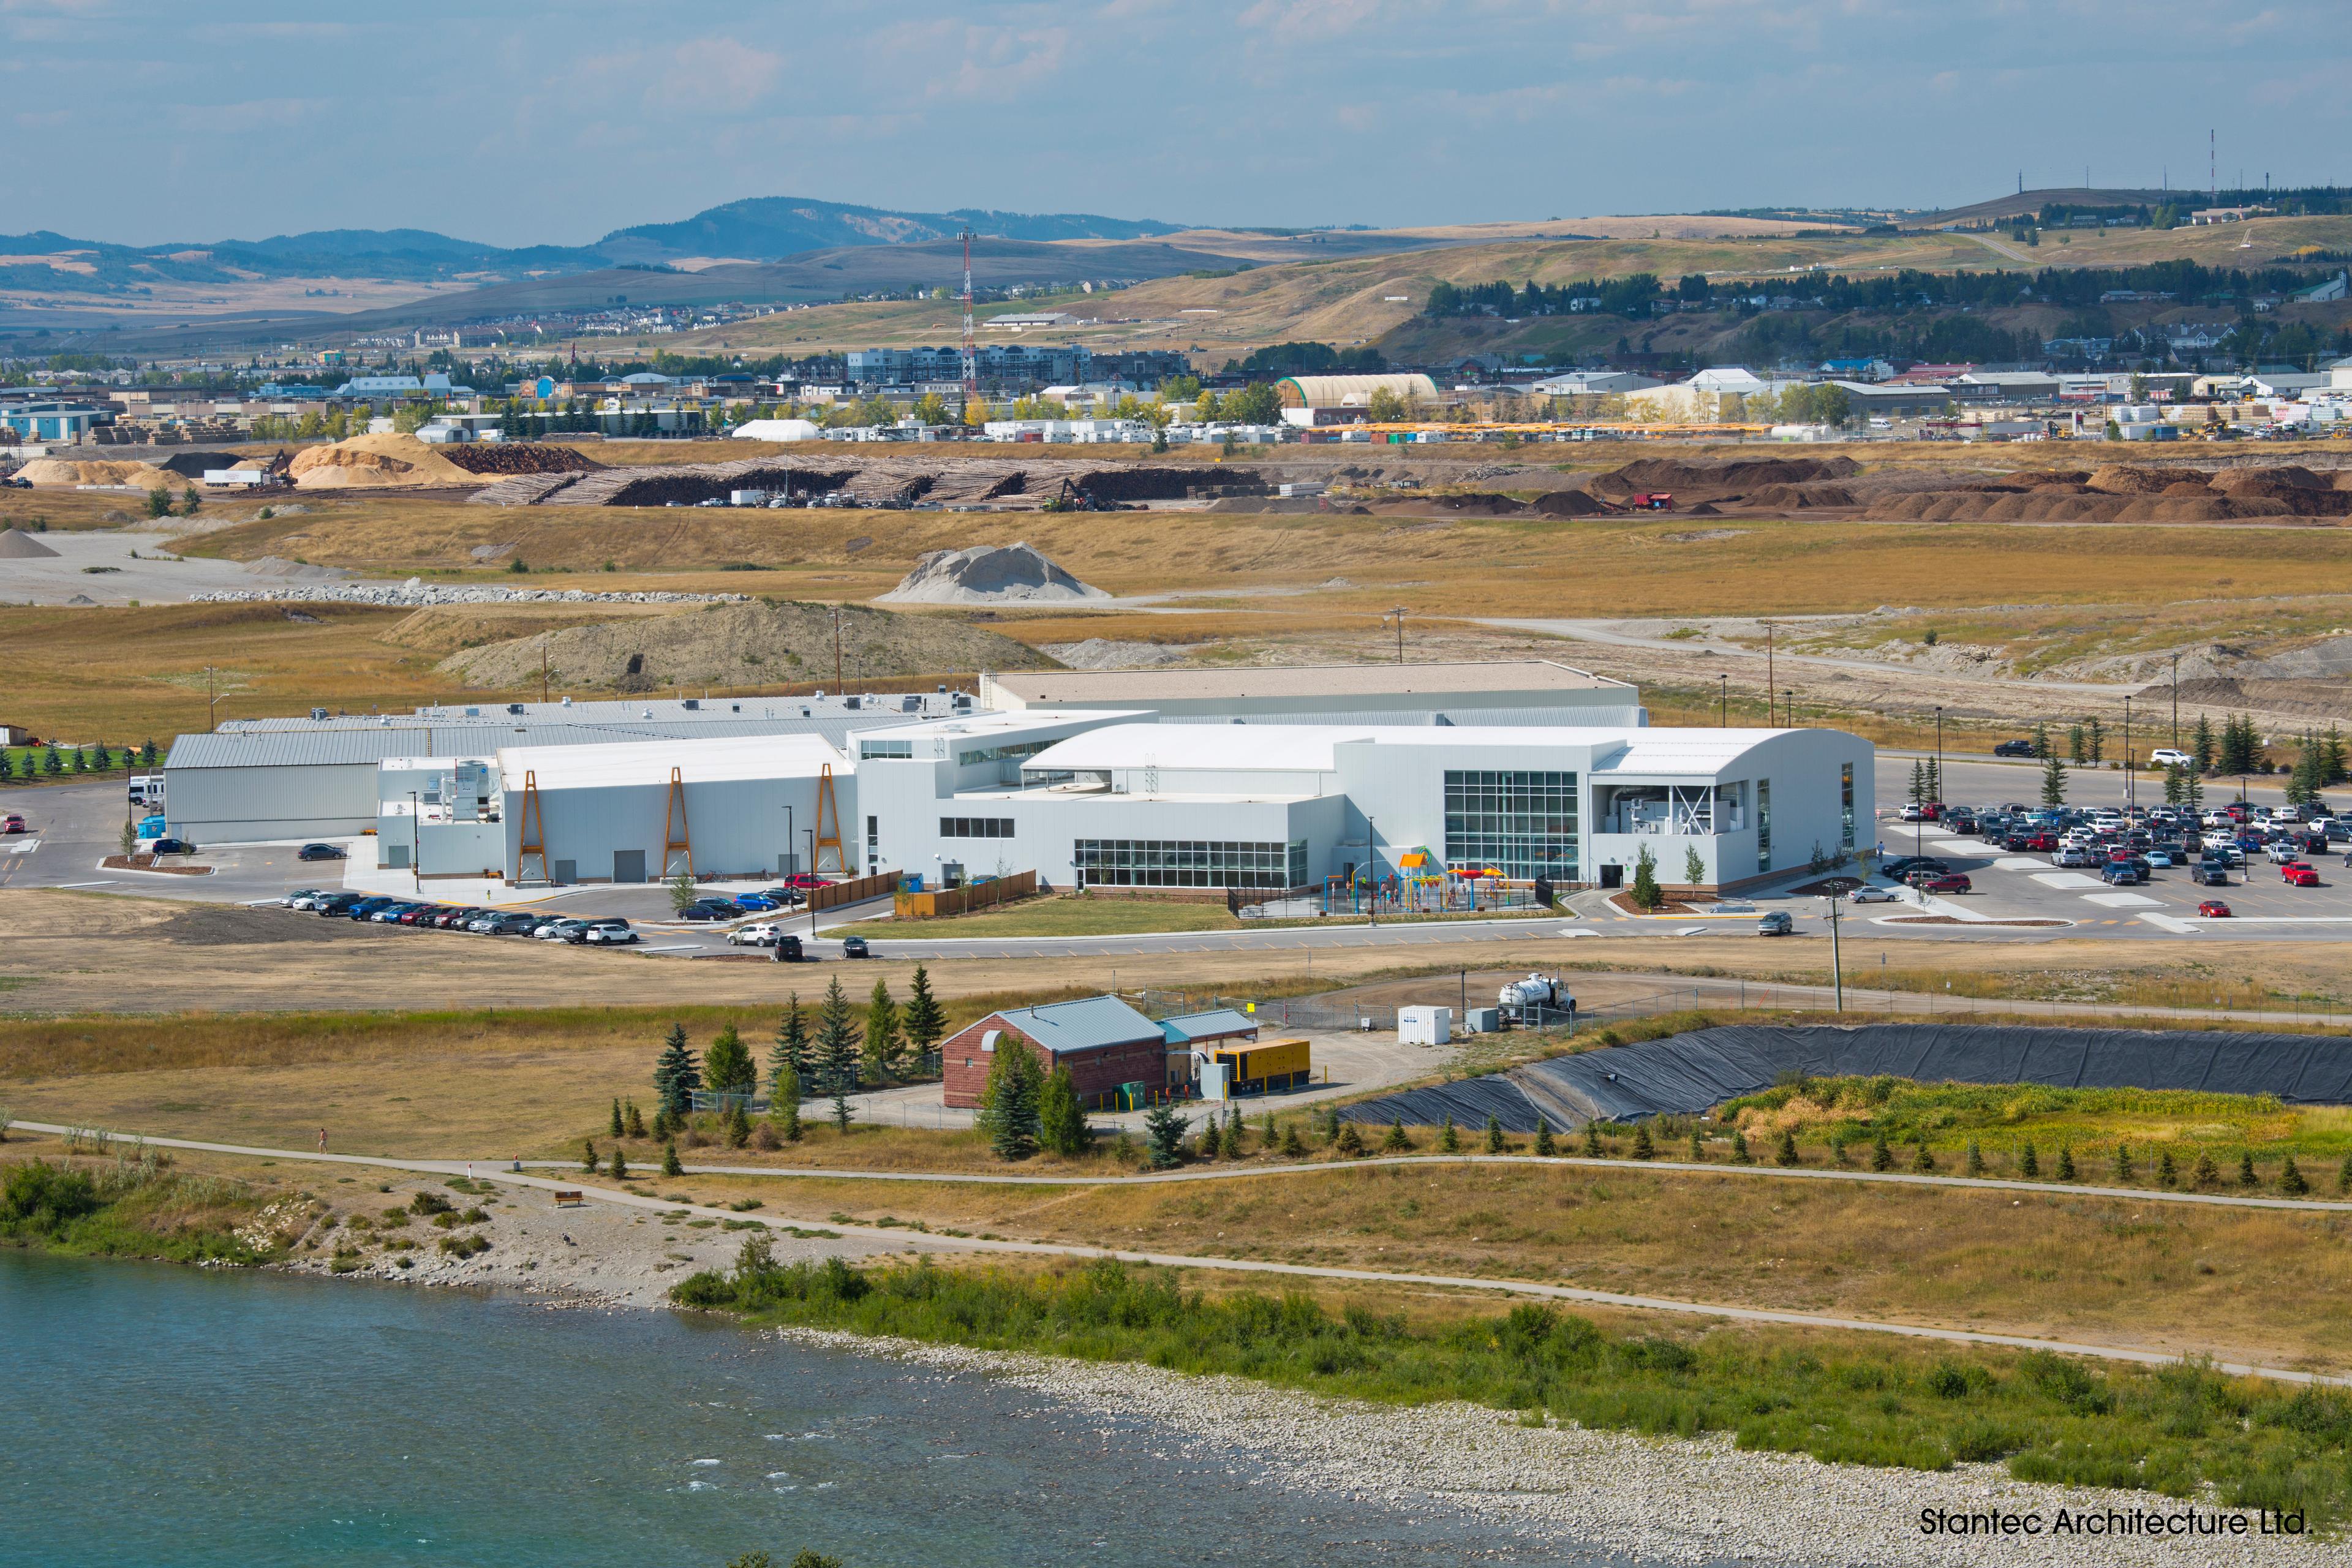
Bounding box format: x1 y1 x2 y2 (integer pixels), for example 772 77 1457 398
1628 491 1674 510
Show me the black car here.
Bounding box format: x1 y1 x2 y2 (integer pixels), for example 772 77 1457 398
1993 740 2037 758
2195 863 2231 886
840 935 871 958
1879 856 1947 881
297 843 347 861
770 933 805 962
678 900 737 922
315 892 366 915
149 837 195 856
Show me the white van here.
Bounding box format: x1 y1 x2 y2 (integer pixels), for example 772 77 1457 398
128 775 164 806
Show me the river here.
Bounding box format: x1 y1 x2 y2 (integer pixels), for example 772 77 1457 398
1 1251 1655 1567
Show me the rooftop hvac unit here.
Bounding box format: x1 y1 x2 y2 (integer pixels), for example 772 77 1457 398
310 707 328 721
683 698 699 710
507 703 524 715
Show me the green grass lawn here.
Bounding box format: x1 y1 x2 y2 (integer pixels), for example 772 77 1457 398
887 892 1561 938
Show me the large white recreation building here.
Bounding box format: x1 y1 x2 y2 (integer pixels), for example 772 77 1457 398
159 662 1871 896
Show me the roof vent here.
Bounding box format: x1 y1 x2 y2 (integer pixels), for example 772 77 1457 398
310 707 328 721
507 703 524 715
683 698 700 710
560 696 573 707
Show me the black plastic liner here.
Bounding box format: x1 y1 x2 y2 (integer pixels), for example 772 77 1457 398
1339 1023 2352 1133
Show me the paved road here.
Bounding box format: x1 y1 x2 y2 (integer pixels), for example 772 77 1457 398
23 1120 2342 1387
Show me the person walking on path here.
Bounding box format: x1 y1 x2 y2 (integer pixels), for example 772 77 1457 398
317 1128 328 1155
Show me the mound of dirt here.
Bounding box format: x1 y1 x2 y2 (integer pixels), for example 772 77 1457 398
1529 489 1610 518
14 457 177 489
1428 492 1529 515
2084 464 2199 495
435 599 1061 692
245 556 353 581
2159 675 2352 721
1042 638 1188 671
0 527 59 558
876 541 1108 605
435 442 604 477
1591 454 1860 499
288 432 478 490
1730 482 1856 510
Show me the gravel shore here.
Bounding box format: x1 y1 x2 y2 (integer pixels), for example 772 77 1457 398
276 1174 2331 1566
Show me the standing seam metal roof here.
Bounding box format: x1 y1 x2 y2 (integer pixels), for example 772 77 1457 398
163 716 907 771
992 995 1165 1055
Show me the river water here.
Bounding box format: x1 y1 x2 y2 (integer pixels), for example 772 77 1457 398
2 1252 1659 1568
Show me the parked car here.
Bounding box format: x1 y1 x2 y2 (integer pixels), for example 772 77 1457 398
315 892 366 915
1 813 26 834
729 922 782 946
464 913 503 933
2054 845 2091 867
434 907 484 930
1917 873 1972 894
2286 866 2323 888
840 933 873 957
2148 748 2195 768
149 837 195 856
732 892 783 912
1879 856 1946 880
2100 863 2147 886
752 886 808 907
280 888 326 908
2196 900 2233 918
345 897 399 920
678 900 737 922
2280 862 2317 883
296 843 347 861
1898 802 1925 822
781 872 831 891
2193 864 2231 887
535 918 590 942
396 905 443 925
2267 841 2304 864
1993 740 2037 758
1849 885 1901 903
370 902 424 923
491 911 550 935
579 919 637 945
770 933 804 962
2144 850 2175 869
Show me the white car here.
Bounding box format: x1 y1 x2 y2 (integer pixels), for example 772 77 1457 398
2148 747 2194 769
535 918 590 941
1849 884 1901 903
728 922 782 946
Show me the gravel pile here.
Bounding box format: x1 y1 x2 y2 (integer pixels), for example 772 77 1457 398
777 1330 2329 1568
189 578 747 608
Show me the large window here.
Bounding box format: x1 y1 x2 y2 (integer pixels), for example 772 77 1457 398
1840 763 1855 850
960 739 1052 767
1757 780 1773 872
1075 839 1307 889
1444 770 1580 880
940 817 1015 839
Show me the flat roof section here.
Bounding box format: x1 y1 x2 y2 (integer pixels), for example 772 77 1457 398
986 660 1630 708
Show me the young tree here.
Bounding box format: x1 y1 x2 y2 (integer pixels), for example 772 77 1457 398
609 1145 629 1180
1142 1103 1188 1169
725 1101 752 1148
1630 1125 1655 1159
1384 1118 1411 1152
1682 845 1707 886
2191 713 2216 774
1776 1129 1800 1167
861 979 903 1079
1907 759 1928 805
1198 1114 1223 1158
1629 844 1663 911
1333 1120 1366 1158
977 1034 1043 1159
582 1138 598 1173
901 965 946 1066
1532 1121 1555 1156
2084 717 2105 766
2030 720 2052 760
1037 1061 1089 1157
2040 752 2068 808
653 1023 701 1120
771 995 810 1091
2067 723 2087 765
666 870 698 913
703 1023 756 1097
812 977 861 1133
769 1062 803 1142
625 1101 646 1139
609 1098 625 1138
1484 1114 1506 1153
662 1139 682 1177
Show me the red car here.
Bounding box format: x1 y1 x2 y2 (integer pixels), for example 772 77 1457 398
2024 832 2059 852
781 872 831 890
2286 866 2321 888
1917 872 1972 894
2196 900 2233 918
1 813 24 834
2281 861 2315 881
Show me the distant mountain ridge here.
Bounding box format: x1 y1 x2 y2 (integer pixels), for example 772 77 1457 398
0 195 1193 293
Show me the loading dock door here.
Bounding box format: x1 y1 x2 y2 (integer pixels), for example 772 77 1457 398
613 849 647 884
1599 863 1623 889
553 859 577 884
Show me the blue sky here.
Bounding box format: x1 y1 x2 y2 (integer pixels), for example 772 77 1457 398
6 0 2348 246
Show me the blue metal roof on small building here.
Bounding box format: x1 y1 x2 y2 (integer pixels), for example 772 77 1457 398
995 995 1164 1055
1158 1009 1260 1044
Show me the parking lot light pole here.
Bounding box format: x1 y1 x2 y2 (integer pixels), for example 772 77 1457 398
2124 696 2134 816
1718 674 1727 726
1825 894 1844 1012
1934 706 1943 809
409 791 421 892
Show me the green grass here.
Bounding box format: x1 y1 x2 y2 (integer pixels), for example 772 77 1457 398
0 1155 271 1264
676 1250 2352 1528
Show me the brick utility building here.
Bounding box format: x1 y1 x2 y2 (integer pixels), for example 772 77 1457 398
943 995 1210 1110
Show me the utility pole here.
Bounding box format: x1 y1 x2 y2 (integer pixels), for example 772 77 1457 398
540 636 549 705
1764 624 1775 725
409 790 421 892
205 665 217 733
1826 894 1844 1012
1934 706 1943 809
2172 652 2180 750
1384 606 1408 664
832 606 843 690
1717 673 1727 727
2124 695 2133 815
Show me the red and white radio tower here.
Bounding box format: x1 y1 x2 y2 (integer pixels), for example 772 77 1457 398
959 227 978 404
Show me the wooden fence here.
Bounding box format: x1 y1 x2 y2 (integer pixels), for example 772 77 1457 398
809 869 902 912
894 870 1037 919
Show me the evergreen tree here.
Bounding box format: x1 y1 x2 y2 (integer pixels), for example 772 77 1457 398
2184 767 2203 810
2162 764 2185 806
1484 1114 1506 1153
2083 717 2105 765
1629 845 1663 911
1142 1104 1188 1169
582 1138 598 1173
1038 1063 1089 1157
1334 1121 1366 1158
653 1023 701 1120
2237 1150 2259 1188
625 1100 645 1138
977 1034 1043 1159
2157 1148 2177 1187
1581 1118 1602 1157
662 1139 682 1177
1965 1139 1984 1177
0 751 12 783
771 995 810 1091
1223 1104 1243 1154
1912 1139 1935 1174
2192 1150 2217 1187
2114 1143 2134 1183
1730 1129 1753 1165
1871 1129 1893 1171
2280 1156 2309 1196
2055 1145 2076 1183
861 979 904 1079
41 744 62 776
2192 714 2216 774
811 977 861 1132
610 1098 624 1138
1384 1118 1411 1152
2019 1140 2040 1178
651 1104 671 1141
2067 723 2087 765
704 1023 756 1096
610 1145 630 1180
1687 1127 1704 1162
725 1101 752 1148
140 739 158 767
2040 752 2068 807
770 1063 803 1142
1776 1129 1800 1167
1439 1114 1461 1153
2324 723 2350 786
901 965 946 1065
2031 720 2052 760
1280 1121 1305 1158
2340 1152 2352 1194
1908 759 1928 805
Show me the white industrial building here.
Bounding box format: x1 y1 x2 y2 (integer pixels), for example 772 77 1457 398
160 663 1871 896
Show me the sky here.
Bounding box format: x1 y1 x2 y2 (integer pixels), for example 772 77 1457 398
6 0 2350 247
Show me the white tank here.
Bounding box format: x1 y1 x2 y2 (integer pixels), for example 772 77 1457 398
1498 974 1564 1009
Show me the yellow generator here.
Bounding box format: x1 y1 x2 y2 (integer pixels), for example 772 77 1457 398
1210 1038 1311 1095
